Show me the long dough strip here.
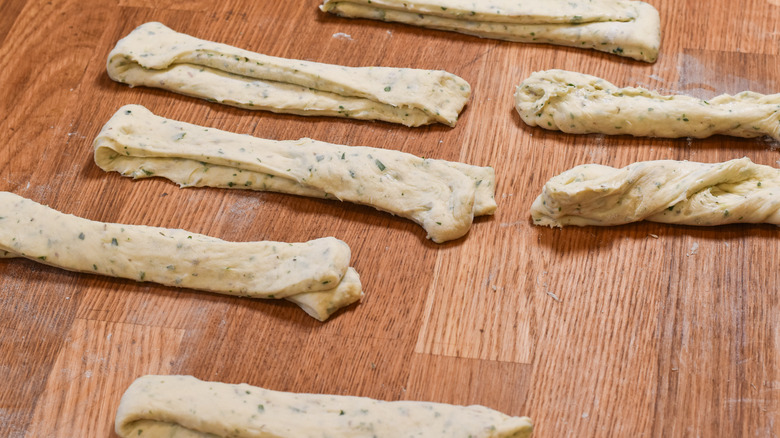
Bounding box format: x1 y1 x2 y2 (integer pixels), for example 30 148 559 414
115 375 534 438
107 22 470 127
94 105 497 243
531 157 780 227
0 191 362 321
321 0 660 63
516 69 780 141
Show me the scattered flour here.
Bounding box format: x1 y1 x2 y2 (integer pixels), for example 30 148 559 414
546 291 562 302
332 32 353 40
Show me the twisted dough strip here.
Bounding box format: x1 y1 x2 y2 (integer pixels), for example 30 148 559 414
0 191 362 321
107 22 470 127
515 70 780 141
94 105 496 243
531 157 780 227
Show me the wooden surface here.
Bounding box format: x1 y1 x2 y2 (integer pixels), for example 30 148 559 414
1 1 779 436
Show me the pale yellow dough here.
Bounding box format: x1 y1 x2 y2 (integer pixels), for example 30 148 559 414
531 157 780 227
115 375 534 438
107 22 470 127
515 69 780 141
0 191 362 321
94 105 497 243
321 0 660 62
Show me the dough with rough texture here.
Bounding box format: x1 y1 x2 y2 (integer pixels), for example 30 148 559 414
321 0 660 62
107 22 470 127
115 375 534 438
516 69 780 141
94 105 496 243
531 157 780 227
0 191 361 321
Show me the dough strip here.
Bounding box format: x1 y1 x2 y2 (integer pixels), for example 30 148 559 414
516 69 780 141
94 105 497 243
115 375 534 438
321 0 660 62
0 191 362 321
107 22 471 127
531 158 780 227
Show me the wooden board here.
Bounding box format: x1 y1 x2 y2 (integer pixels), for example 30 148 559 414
1 0 779 436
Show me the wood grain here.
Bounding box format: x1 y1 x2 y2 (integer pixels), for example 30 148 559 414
1 0 779 437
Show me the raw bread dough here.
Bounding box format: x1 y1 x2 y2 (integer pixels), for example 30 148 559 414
115 375 534 438
515 69 780 141
531 157 780 227
321 0 660 62
0 191 361 321
94 105 497 243
107 22 471 127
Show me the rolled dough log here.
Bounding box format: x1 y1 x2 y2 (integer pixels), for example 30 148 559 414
115 375 534 438
107 22 471 127
515 69 780 141
321 0 660 62
0 191 362 321
94 105 497 243
531 157 780 227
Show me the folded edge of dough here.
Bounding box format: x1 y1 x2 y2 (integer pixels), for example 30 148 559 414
115 375 534 438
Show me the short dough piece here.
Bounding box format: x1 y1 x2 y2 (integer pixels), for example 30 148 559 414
531 157 780 227
321 0 660 62
94 105 497 243
107 22 471 127
115 375 534 438
515 69 780 141
0 191 361 321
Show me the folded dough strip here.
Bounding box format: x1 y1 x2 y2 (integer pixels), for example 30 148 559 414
107 22 470 127
115 375 534 438
0 191 362 321
516 69 780 141
321 0 660 63
94 105 497 243
531 157 780 227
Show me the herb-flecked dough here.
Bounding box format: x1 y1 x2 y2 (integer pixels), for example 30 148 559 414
107 22 471 127
0 191 362 321
115 375 534 438
94 105 497 243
